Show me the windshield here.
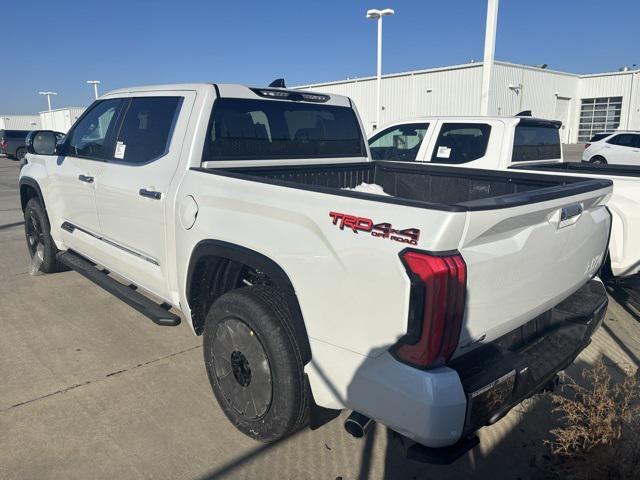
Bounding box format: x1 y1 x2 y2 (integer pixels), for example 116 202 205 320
202 98 366 161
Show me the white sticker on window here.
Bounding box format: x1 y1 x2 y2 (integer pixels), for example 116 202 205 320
114 141 126 159
436 146 451 158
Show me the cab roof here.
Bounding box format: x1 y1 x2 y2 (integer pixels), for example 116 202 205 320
102 83 352 107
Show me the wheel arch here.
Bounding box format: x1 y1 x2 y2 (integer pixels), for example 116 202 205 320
19 177 46 212
185 239 312 364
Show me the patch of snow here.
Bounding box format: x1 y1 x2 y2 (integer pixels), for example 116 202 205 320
341 183 390 196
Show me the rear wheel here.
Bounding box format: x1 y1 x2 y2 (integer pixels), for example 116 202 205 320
24 198 63 273
15 147 26 161
203 286 309 443
589 155 607 164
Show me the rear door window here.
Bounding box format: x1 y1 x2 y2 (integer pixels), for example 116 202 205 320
589 133 611 142
368 123 429 161
512 123 561 162
202 98 366 161
430 123 491 164
607 134 636 147
114 97 182 164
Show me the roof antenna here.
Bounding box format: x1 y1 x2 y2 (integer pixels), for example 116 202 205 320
268 78 286 88
515 110 532 117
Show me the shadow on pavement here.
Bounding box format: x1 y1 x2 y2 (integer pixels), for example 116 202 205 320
194 307 639 480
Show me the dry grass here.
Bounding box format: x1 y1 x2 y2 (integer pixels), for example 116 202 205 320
545 360 640 480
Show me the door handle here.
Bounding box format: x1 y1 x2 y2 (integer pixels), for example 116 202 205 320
139 188 162 200
78 174 94 183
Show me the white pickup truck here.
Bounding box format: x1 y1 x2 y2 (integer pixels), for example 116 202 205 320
370 115 640 279
20 85 611 463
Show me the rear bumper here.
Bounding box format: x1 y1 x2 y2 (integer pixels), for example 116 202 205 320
350 278 607 449
450 278 607 437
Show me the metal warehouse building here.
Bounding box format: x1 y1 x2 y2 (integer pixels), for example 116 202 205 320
0 115 40 130
299 61 640 143
40 107 86 133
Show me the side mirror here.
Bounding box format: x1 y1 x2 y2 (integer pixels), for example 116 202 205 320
26 130 58 155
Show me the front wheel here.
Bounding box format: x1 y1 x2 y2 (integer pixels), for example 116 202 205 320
24 198 63 273
203 286 309 443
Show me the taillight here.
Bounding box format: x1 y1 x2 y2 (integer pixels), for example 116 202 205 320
585 143 591 149
394 250 466 369
0 139 6 149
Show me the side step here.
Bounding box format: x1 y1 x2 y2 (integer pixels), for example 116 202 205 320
57 251 181 327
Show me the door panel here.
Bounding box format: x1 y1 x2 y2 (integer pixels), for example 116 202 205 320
93 93 194 300
56 99 123 254
605 134 639 165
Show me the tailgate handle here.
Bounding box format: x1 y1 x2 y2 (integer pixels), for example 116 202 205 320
559 203 583 228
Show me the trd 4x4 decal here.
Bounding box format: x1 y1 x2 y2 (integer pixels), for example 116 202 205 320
329 211 420 246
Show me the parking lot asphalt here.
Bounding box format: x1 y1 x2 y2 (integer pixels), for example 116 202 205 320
0 157 638 480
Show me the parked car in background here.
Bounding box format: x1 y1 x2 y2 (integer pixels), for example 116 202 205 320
0 129 64 161
19 84 612 463
369 116 640 279
582 131 640 164
0 130 31 160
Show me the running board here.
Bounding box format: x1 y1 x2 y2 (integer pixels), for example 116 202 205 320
57 251 181 327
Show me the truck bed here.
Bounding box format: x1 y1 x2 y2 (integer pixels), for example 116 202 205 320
194 160 612 211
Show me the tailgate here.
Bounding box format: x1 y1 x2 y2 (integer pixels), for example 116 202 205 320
455 183 612 355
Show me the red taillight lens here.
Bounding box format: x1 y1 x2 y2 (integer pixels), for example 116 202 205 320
395 250 466 369
0 140 6 149
585 143 591 149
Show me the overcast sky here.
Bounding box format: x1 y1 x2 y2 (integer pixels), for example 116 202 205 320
1 0 638 114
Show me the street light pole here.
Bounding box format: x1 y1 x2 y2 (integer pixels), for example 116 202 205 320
366 8 394 130
38 91 58 130
480 0 499 115
86 80 101 100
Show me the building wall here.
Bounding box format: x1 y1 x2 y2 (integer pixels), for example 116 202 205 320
40 107 85 133
301 63 483 134
490 63 580 141
0 115 41 130
577 72 640 135
298 62 640 143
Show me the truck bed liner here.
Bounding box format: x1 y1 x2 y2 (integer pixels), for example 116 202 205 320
193 161 611 212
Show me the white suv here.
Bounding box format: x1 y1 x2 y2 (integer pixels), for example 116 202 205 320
582 131 640 165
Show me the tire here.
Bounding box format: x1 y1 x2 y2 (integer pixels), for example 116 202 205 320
203 286 309 443
15 147 26 161
24 198 64 273
589 155 607 164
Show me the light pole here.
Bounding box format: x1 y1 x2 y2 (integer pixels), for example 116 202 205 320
480 0 499 115
86 80 100 100
366 8 394 130
38 91 58 130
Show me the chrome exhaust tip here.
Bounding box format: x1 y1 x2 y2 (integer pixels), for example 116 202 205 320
344 411 374 438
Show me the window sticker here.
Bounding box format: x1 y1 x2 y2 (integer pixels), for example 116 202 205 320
114 141 127 159
436 146 451 158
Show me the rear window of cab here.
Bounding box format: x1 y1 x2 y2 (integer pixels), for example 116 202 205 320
512 122 561 162
202 98 366 161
